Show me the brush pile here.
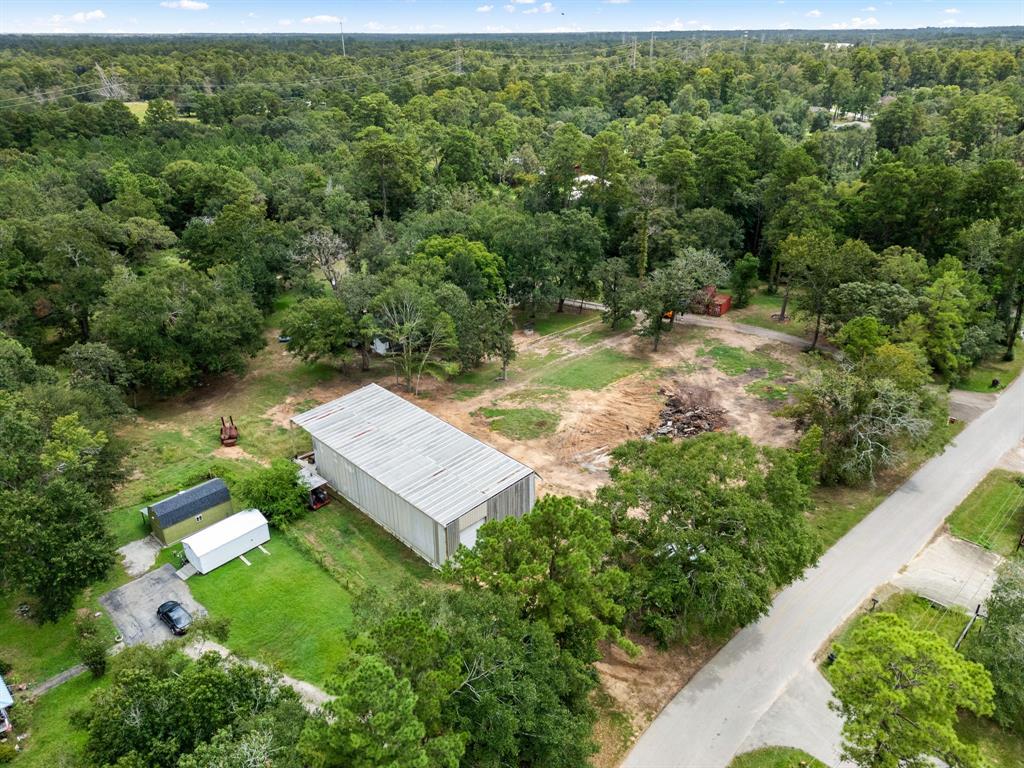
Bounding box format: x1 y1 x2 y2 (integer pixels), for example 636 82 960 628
652 386 727 438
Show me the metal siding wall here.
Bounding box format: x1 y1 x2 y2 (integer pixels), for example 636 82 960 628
313 438 440 567
445 524 459 562
485 474 537 523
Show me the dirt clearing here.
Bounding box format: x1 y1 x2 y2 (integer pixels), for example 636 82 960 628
593 635 723 768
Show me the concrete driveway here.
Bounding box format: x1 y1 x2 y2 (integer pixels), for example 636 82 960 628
892 533 1002 611
100 565 207 646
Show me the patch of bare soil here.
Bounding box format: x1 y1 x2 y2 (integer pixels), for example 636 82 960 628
548 378 664 494
592 635 723 768
211 445 270 466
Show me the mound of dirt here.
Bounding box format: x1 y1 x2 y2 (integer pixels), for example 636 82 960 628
652 384 727 439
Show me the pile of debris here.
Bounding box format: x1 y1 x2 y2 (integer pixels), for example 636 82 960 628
652 386 727 439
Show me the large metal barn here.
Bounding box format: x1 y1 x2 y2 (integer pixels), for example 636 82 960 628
291 384 537 567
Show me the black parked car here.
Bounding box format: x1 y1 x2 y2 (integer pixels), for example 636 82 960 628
156 600 193 636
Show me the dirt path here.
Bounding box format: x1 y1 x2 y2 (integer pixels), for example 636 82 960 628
563 299 839 355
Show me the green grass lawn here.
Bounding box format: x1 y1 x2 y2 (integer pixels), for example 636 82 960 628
186 533 355 687
518 307 598 336
0 565 129 685
536 347 646 390
698 343 788 378
10 672 109 767
958 342 1024 393
108 349 339 546
958 712 1024 768
123 100 148 119
833 591 973 650
808 483 888 550
287 501 434 595
476 406 560 440
947 469 1024 556
727 290 814 340
728 746 826 768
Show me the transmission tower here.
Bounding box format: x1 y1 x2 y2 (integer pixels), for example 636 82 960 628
455 39 463 75
339 21 346 57
94 63 128 101
649 32 654 61
631 36 637 70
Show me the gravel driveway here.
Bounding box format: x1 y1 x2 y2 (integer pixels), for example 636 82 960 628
100 565 207 646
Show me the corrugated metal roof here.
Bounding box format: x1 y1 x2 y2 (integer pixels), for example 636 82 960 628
291 384 534 526
181 509 268 557
150 478 231 528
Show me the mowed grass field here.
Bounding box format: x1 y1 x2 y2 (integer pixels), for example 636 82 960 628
947 469 1024 556
957 342 1024 393
186 534 355 686
12 672 109 767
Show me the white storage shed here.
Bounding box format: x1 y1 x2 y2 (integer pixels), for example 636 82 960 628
291 384 537 568
181 509 270 575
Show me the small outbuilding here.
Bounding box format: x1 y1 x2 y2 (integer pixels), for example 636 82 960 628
180 509 270 575
0 674 13 733
145 478 234 546
291 383 537 568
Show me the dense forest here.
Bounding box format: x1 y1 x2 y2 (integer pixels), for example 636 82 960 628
1 28 1023 768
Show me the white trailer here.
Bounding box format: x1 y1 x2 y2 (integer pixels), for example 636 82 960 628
181 509 270 575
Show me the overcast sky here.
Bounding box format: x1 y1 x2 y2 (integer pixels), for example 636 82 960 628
2 0 1021 35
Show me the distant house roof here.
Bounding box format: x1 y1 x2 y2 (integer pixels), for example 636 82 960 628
291 384 535 527
149 478 231 528
181 509 268 558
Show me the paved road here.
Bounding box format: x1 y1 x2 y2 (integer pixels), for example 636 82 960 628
623 372 1024 768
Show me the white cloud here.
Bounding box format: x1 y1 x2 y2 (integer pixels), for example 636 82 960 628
53 8 106 22
302 14 343 24
503 4 516 11
541 2 554 11
938 17 957 26
805 9 822 17
485 24 512 32
512 0 536 3
160 0 208 9
364 21 384 30
604 0 630 4
830 15 879 28
523 6 539 13
944 7 960 13
278 18 293 26
476 4 493 10
862 5 877 10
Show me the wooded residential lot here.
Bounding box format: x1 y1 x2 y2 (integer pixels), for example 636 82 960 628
1 23 1023 768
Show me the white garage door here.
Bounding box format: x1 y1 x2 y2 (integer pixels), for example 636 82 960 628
459 518 485 550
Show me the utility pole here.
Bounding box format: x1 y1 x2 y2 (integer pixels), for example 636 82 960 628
339 20 346 56
631 36 637 70
649 31 654 61
455 39 463 75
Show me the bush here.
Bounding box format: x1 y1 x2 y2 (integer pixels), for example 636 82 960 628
237 460 308 527
76 614 108 678
0 741 16 763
